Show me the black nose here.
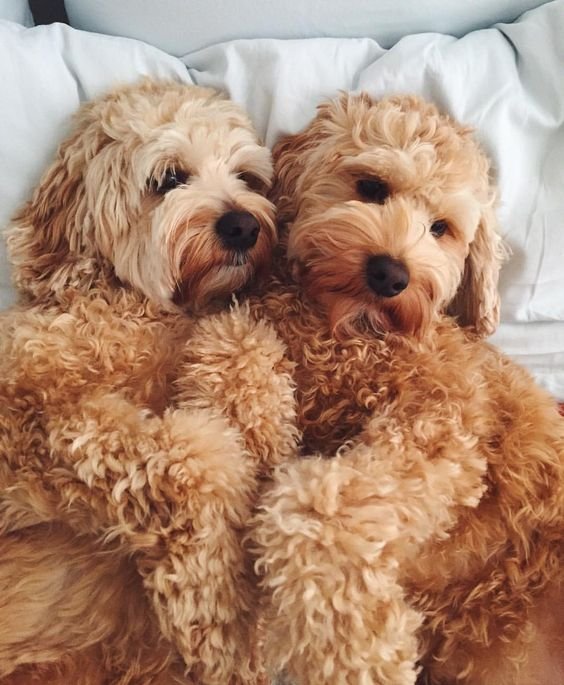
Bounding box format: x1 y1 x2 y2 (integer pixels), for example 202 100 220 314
366 255 409 297
215 211 260 251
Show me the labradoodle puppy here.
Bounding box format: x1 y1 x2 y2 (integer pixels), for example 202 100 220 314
0 79 297 685
181 93 564 685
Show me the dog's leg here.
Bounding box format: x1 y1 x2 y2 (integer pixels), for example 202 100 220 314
0 524 188 684
173 305 299 684
251 447 423 685
174 303 299 476
2 394 259 685
251 425 487 685
0 306 296 685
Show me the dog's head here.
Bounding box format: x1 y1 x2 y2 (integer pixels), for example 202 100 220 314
8 79 276 309
273 93 505 338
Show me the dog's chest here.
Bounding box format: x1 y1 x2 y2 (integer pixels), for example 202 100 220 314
252 286 489 456
251 288 396 453
290 337 464 455
292 336 392 453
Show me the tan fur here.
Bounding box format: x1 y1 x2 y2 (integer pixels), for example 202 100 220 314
0 80 297 684
230 93 562 684
0 524 188 684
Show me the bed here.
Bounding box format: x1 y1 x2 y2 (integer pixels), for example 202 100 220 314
1 0 563 401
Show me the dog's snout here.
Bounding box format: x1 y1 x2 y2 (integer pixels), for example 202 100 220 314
366 255 409 297
215 211 260 251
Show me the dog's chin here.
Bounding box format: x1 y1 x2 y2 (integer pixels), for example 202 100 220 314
304 276 436 341
172 262 251 310
173 246 273 312
164 203 276 311
330 296 433 340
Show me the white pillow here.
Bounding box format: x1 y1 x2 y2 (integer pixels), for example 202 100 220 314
183 1 564 327
0 0 32 25
0 20 191 309
63 0 550 56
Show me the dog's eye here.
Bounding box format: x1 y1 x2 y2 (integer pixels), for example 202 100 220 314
356 178 390 204
153 169 189 194
237 171 266 193
430 220 450 238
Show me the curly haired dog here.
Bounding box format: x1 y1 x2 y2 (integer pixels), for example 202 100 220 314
260 93 564 685
0 79 298 684
180 93 564 684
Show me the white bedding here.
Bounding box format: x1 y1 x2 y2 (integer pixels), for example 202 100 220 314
491 322 564 399
1 1 563 398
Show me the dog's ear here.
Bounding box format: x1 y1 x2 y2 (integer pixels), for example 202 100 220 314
7 111 112 302
448 204 507 338
270 125 326 224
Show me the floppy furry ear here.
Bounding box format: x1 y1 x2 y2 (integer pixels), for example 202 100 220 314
7 116 111 303
270 127 324 225
448 204 507 338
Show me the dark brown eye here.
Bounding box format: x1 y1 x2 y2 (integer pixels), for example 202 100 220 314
152 168 189 194
430 220 449 238
356 178 390 204
238 171 267 193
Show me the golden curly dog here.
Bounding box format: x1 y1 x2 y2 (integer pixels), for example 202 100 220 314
241 93 564 685
0 80 298 685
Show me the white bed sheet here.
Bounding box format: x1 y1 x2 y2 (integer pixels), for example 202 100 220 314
491 322 564 400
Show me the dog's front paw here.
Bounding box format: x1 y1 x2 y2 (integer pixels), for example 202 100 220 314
176 303 299 469
252 455 422 685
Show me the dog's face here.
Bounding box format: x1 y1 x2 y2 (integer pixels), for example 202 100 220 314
273 94 505 338
10 80 276 308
